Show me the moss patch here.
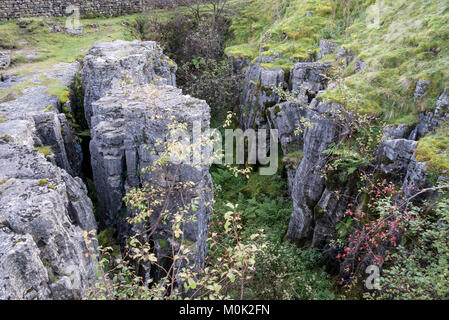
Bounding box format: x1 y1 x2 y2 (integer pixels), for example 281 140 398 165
226 0 336 70
35 145 53 156
282 150 304 169
416 125 449 175
98 227 117 248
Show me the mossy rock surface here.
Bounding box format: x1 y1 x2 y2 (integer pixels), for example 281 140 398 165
416 125 449 175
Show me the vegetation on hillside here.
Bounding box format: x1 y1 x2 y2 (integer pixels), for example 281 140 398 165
226 0 449 123
2 0 448 301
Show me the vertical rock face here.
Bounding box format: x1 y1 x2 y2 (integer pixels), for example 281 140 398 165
91 84 213 271
82 40 177 127
81 40 178 227
83 40 213 271
409 89 449 140
286 100 342 245
317 40 339 60
0 142 98 300
240 59 330 137
239 58 285 131
0 63 98 299
239 58 332 190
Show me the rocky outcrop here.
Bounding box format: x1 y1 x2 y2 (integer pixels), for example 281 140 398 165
237 54 332 191
239 57 285 131
0 51 11 70
409 89 449 140
414 78 432 101
267 102 306 155
239 58 331 166
0 63 98 299
378 138 429 197
83 40 213 272
380 139 418 177
82 40 177 127
289 62 331 105
286 100 343 246
317 40 339 60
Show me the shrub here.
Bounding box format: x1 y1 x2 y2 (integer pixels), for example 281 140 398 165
367 198 449 299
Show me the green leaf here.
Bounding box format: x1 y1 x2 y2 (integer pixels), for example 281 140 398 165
188 278 197 289
347 166 357 174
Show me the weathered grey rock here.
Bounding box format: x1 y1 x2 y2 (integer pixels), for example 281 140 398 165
65 26 83 37
380 139 418 176
0 73 28 91
312 187 352 247
409 89 449 140
414 78 431 101
33 113 73 174
267 102 306 155
90 82 213 272
383 123 411 139
317 40 358 67
287 100 341 244
0 62 82 176
267 102 306 190
49 25 62 33
239 61 330 161
402 159 428 198
239 60 285 130
317 40 339 60
0 139 97 300
0 50 11 70
290 62 331 105
354 58 367 73
82 40 177 127
377 137 431 199
0 62 98 300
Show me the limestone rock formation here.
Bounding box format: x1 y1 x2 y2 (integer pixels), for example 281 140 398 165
0 63 98 299
82 40 177 127
409 89 449 140
287 100 342 245
414 78 432 101
0 50 11 70
0 62 83 176
289 62 331 105
317 40 339 60
239 58 285 130
90 83 213 271
83 40 213 272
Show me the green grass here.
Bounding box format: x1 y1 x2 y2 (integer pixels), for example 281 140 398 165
0 15 139 72
226 0 337 69
416 124 449 175
35 145 53 156
321 0 449 122
226 0 449 124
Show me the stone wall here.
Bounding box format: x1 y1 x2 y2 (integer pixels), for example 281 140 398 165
0 0 169 20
